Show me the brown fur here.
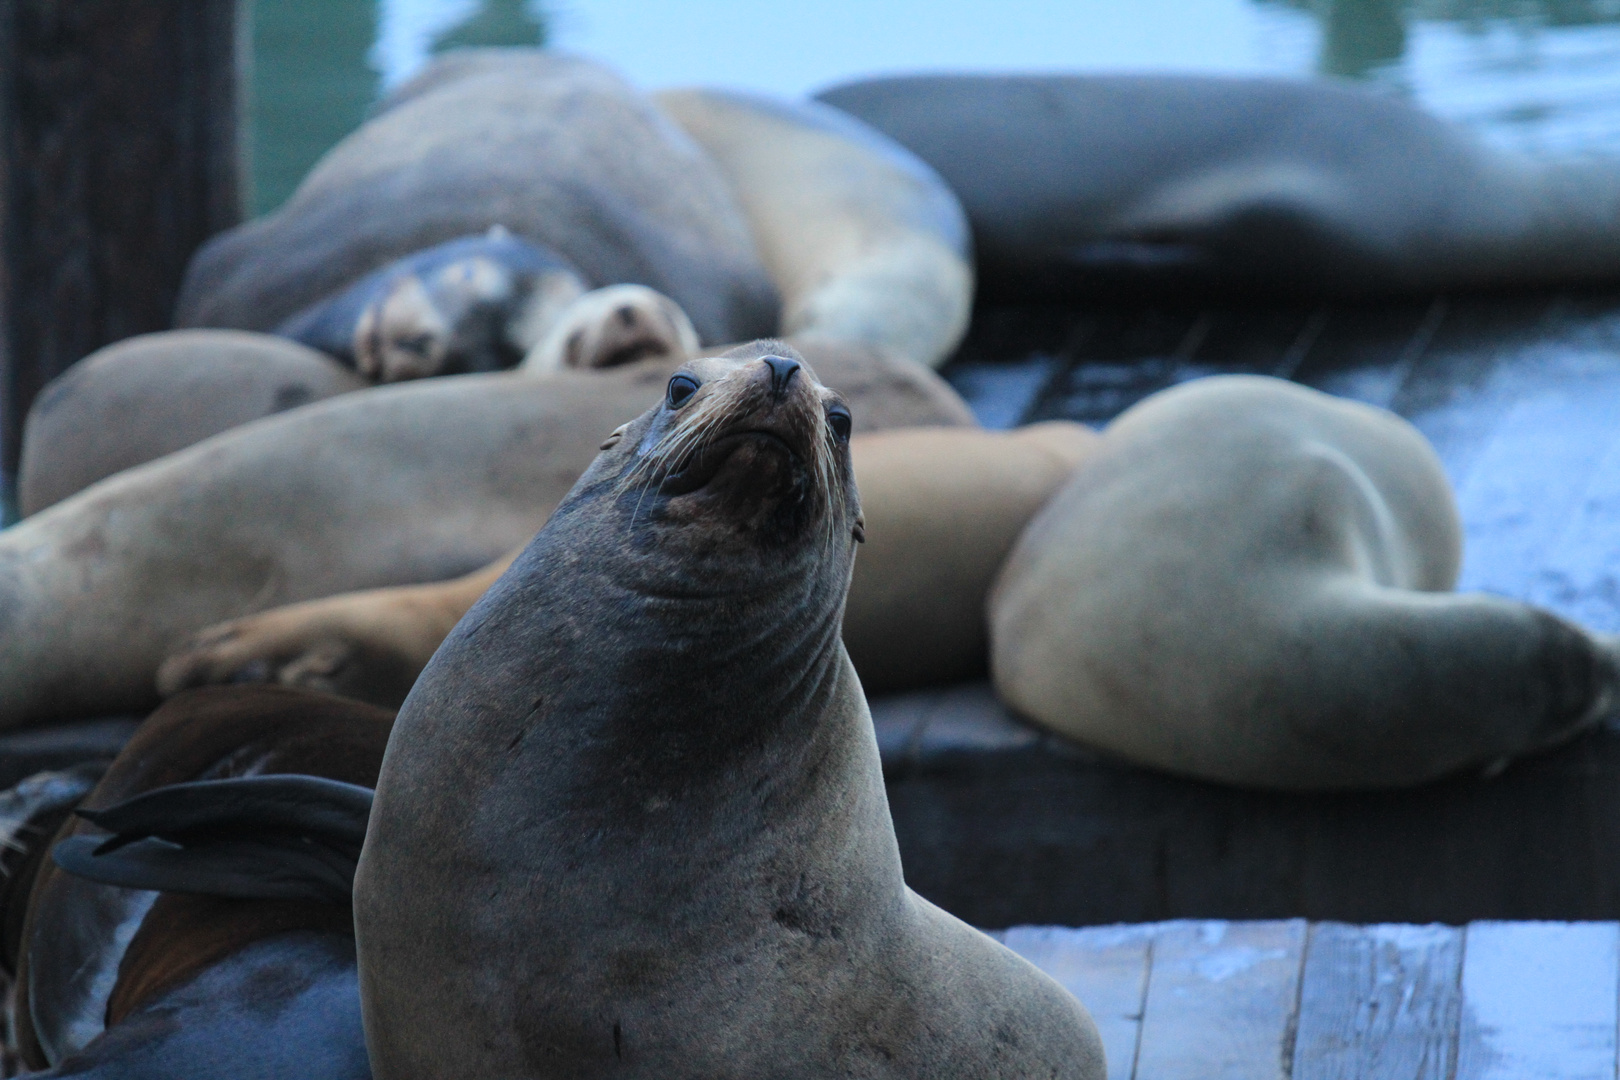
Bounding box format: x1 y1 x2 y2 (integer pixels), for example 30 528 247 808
159 422 1101 705
14 687 392 1069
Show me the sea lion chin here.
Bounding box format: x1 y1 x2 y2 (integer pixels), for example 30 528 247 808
353 339 1103 1079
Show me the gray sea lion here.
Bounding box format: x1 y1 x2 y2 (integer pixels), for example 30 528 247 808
990 375 1620 790
155 422 1101 706
657 87 973 368
18 331 365 516
0 338 972 730
177 50 778 346
277 227 587 382
352 341 1105 1079
817 74 1620 299
11 686 389 1076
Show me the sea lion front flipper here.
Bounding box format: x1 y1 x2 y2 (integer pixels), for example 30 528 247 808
54 775 373 904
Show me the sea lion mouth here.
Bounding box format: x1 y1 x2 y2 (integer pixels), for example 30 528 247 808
658 428 803 496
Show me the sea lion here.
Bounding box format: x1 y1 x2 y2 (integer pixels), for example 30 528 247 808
17 331 365 516
276 227 587 382
0 338 972 730
156 422 1101 706
817 74 1620 299
177 50 779 347
352 341 1105 1079
11 686 389 1075
656 87 972 369
990 375 1620 790
521 283 700 373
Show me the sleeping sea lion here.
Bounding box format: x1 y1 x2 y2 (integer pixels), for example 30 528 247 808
0 337 972 730
990 375 1620 789
521 283 700 373
18 331 365 516
155 422 1101 706
352 340 1105 1079
276 227 587 382
11 686 389 1076
817 74 1620 299
177 50 779 347
656 87 972 369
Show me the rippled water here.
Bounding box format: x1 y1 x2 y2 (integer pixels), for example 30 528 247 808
251 0 1620 213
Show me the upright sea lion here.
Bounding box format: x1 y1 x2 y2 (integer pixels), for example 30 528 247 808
0 338 972 730
177 50 779 347
276 227 587 382
18 331 365 516
657 87 973 369
12 686 389 1076
353 341 1105 1079
156 422 1101 706
990 375 1620 789
817 74 1620 299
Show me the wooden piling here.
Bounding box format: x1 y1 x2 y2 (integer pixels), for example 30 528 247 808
0 0 244 513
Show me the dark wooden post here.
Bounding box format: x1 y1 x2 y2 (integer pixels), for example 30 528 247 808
0 0 245 516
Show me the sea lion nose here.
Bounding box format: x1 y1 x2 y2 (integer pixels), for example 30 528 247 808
762 355 800 398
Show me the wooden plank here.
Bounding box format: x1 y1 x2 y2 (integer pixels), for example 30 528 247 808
0 0 243 490
1002 924 1154 1080
1133 919 1307 1080
1454 921 1619 1080
1291 922 1464 1080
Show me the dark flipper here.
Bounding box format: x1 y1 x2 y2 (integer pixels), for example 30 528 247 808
53 775 373 905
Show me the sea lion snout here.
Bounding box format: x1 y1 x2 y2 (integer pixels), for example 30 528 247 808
762 354 800 398
613 342 858 549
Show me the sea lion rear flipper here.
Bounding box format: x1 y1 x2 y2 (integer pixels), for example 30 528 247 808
53 775 373 904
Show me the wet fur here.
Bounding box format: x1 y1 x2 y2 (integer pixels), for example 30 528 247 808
354 341 1103 1078
14 687 391 1074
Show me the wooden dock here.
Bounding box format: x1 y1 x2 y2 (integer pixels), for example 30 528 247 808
1000 919 1617 1080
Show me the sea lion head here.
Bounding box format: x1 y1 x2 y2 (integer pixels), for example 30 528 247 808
521 284 700 373
354 255 585 382
524 339 863 628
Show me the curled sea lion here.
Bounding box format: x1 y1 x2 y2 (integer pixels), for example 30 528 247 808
657 87 973 369
353 341 1105 1079
11 686 388 1076
990 375 1620 790
17 331 364 516
177 50 779 347
521 283 699 373
0 338 972 730
156 422 1101 706
276 227 587 382
818 74 1620 299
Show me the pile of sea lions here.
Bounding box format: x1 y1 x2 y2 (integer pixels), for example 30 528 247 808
4 46 1620 1077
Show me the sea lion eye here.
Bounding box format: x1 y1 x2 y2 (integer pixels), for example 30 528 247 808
667 374 699 408
827 405 852 441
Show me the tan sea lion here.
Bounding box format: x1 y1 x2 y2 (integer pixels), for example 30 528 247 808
352 341 1105 1079
521 283 700 373
18 331 365 516
990 375 1620 790
657 87 973 369
12 686 389 1076
176 50 779 347
0 338 972 730
156 422 1101 706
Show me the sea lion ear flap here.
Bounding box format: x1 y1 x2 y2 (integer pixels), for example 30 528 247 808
600 423 629 450
53 775 374 905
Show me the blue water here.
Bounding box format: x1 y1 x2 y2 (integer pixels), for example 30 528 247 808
252 0 1620 213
